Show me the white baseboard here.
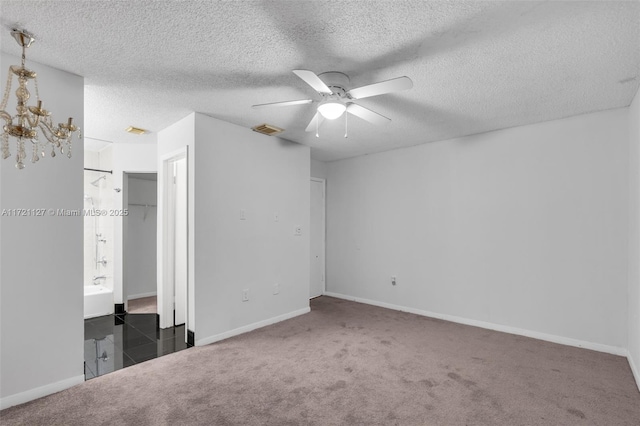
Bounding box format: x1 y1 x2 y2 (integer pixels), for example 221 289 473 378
0 374 85 410
195 307 311 347
323 292 627 357
628 351 640 393
127 292 157 300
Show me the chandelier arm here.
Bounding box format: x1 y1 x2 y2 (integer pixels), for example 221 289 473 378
26 113 40 128
38 121 60 144
38 118 60 137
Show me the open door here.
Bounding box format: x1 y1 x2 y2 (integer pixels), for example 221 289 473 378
161 150 188 331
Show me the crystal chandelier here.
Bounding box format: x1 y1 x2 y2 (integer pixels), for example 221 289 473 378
1 28 81 170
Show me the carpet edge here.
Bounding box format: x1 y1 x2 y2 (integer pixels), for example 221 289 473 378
323 292 627 357
195 306 311 346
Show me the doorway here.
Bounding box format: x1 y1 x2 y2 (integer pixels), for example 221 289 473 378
310 178 326 298
84 169 192 381
123 172 158 314
161 149 189 332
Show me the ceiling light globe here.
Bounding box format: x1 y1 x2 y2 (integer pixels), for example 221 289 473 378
318 101 346 120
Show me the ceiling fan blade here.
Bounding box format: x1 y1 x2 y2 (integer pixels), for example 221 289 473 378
346 103 391 125
293 70 333 94
305 112 325 133
252 99 313 108
347 76 413 99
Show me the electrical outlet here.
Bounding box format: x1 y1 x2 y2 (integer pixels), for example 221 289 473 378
295 226 302 236
240 209 246 220
242 289 249 301
273 283 279 295
274 212 279 222
391 276 397 286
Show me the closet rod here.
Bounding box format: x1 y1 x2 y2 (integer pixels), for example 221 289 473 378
84 167 113 174
128 203 157 207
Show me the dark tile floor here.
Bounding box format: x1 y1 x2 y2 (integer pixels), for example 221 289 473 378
84 313 192 380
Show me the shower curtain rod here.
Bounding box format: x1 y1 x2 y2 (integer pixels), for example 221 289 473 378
84 168 113 174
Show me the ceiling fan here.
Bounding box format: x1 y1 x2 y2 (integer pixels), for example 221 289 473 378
252 70 413 136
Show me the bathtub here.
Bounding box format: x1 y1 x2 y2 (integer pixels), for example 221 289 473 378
84 285 114 319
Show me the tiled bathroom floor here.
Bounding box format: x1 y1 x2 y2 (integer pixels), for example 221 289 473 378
84 313 192 380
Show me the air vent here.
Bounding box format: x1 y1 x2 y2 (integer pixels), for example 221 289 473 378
252 123 284 136
125 126 148 135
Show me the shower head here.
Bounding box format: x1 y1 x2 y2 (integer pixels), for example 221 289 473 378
90 175 107 186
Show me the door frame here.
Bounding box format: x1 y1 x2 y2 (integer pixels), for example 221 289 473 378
172 157 188 327
159 147 190 331
310 177 326 297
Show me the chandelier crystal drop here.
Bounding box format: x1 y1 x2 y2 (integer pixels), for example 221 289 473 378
1 28 81 170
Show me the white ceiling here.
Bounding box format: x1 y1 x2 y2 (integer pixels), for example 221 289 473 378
1 1 639 161
84 137 112 153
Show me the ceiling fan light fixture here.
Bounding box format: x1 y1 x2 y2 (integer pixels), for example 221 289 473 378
317 99 346 120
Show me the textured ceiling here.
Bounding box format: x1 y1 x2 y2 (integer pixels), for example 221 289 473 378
1 1 639 161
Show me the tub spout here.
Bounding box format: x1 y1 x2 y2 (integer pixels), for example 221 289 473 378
92 275 106 284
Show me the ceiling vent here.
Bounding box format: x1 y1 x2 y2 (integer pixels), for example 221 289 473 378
252 123 284 136
125 126 148 135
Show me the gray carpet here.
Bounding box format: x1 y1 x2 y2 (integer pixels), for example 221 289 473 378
127 296 157 314
2 296 639 425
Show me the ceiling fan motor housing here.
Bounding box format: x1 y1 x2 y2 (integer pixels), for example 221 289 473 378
318 72 350 98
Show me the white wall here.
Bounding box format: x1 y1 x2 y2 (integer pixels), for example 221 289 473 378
311 159 328 179
0 53 84 407
192 113 310 344
111 142 157 305
124 177 157 299
326 108 629 354
629 87 640 389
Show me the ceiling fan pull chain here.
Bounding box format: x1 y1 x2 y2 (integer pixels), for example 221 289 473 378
344 110 348 138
